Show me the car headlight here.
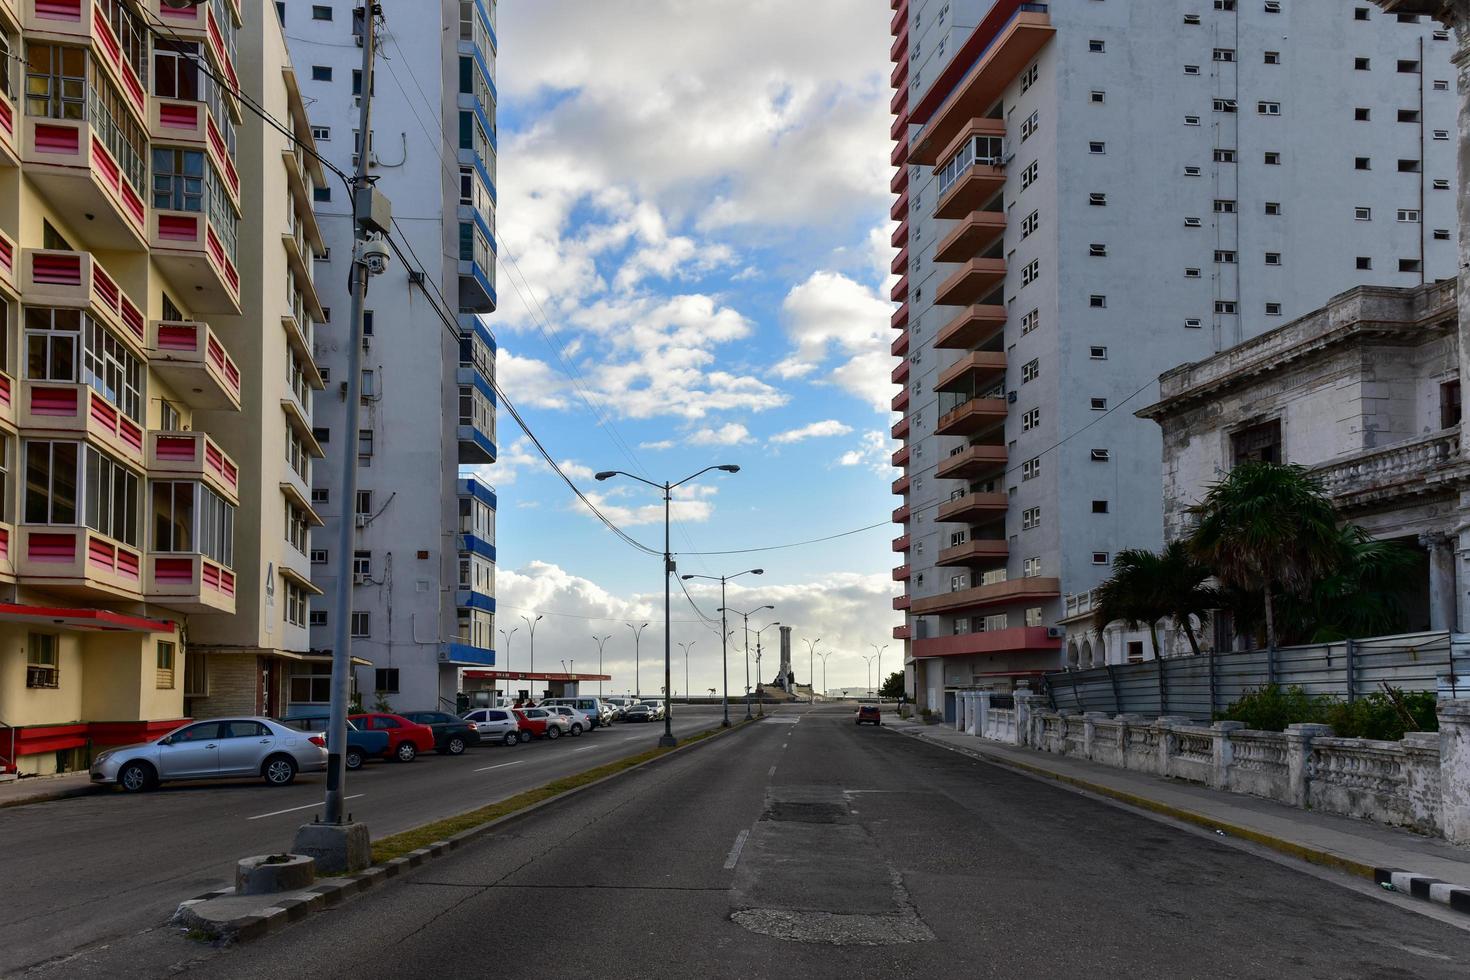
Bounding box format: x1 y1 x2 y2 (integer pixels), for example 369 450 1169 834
92 750 113 766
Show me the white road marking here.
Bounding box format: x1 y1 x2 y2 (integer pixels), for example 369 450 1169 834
723 829 750 870
473 760 526 773
782 742 788 749
768 765 777 777
570 746 590 752
248 794 363 821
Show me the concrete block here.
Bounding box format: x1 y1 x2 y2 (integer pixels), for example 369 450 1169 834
291 821 371 875
1438 700 1470 844
235 854 315 896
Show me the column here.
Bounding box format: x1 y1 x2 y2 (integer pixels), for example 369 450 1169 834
1420 532 1459 632
971 690 990 738
1284 723 1334 810
1440 700 1470 844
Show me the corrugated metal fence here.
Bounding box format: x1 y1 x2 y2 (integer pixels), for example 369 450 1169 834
1044 631 1468 721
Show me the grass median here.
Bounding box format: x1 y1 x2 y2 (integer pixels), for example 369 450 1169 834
370 719 752 864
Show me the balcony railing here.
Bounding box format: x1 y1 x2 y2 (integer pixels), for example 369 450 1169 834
937 537 1009 566
911 576 1061 616
147 0 241 111
934 397 1006 437
23 0 148 120
150 209 241 315
19 382 144 468
935 258 1006 307
936 304 1006 350
936 491 1008 523
22 116 146 250
1312 429 1463 506
936 443 1007 480
147 430 240 504
146 552 235 614
15 524 143 599
22 249 147 354
0 89 17 168
147 320 242 411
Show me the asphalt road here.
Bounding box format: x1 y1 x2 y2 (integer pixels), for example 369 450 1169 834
0 705 731 977
18 704 1470 979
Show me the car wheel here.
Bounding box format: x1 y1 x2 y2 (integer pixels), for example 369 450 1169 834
503 732 519 747
263 755 298 786
447 736 466 755
396 741 418 763
118 761 154 793
570 724 583 736
518 730 532 744
346 748 364 771
546 726 561 740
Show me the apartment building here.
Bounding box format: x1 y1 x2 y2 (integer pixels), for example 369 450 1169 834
0 0 326 776
889 0 1459 716
285 0 498 714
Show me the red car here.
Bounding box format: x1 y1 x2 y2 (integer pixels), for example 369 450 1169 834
348 713 436 762
512 707 571 741
856 705 881 726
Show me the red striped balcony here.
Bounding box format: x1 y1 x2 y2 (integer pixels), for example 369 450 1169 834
0 521 14 582
23 249 147 356
893 594 911 611
23 0 148 124
911 577 1061 616
935 397 1007 437
936 304 1007 350
150 209 242 315
0 367 16 434
147 431 241 505
892 534 911 552
892 475 911 496
147 320 242 412
19 383 145 469
935 212 1007 263
146 553 236 615
893 564 911 582
0 81 18 168
892 503 910 523
937 351 1007 393
912 627 1060 660
891 388 910 412
0 228 16 298
891 330 910 358
936 443 1007 481
21 118 146 250
15 525 144 601
893 624 912 640
937 538 1009 566
148 100 242 209
892 445 910 467
891 416 910 440
937 492 1008 524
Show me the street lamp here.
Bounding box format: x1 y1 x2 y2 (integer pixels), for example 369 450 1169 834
520 614 542 687
597 465 740 748
816 650 832 700
626 622 648 697
870 643 889 702
752 621 782 718
498 626 518 703
802 637 821 704
677 641 695 702
684 568 762 727
592 634 611 698
720 604 775 720
862 654 878 699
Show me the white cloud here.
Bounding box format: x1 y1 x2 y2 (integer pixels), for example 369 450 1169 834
837 430 894 476
778 271 895 412
769 419 853 445
689 423 752 446
497 351 570 410
639 439 675 451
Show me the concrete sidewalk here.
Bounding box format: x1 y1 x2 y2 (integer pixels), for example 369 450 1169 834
0 771 99 809
887 718 1470 910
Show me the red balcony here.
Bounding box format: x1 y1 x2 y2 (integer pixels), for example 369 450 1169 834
150 208 242 315
0 521 14 582
891 215 909 246
893 624 912 640
147 431 241 505
892 504 911 525
0 367 15 434
935 397 1007 437
936 304 1007 350
893 564 911 582
892 416 910 440
147 320 242 412
23 0 148 123
889 105 910 142
892 446 910 468
891 330 910 358
891 244 909 276
891 388 910 412
936 538 1009 566
890 135 909 167
935 259 1006 307
0 228 17 298
892 475 911 495
0 80 18 168
937 492 1008 524
890 275 909 305
937 352 1007 393
936 443 1008 481
912 626 1061 659
890 83 908 116
892 534 911 552
935 212 1007 263
890 1 907 33
23 250 147 355
934 164 1006 220
889 23 908 63
147 553 236 614
910 7 1055 166
147 0 243 119
148 100 241 210
893 594 912 611
22 117 146 250
890 53 908 91
19 383 144 469
892 359 910 384
911 577 1061 616
15 525 143 600
891 303 910 331
890 187 910 222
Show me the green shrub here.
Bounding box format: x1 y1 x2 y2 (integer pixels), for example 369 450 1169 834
1218 684 1331 732
1218 684 1439 740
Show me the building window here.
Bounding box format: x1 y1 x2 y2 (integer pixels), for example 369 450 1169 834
1215 250 1236 263
156 641 176 689
1021 160 1039 190
1089 295 1106 308
1397 209 1421 223
1021 259 1040 286
1088 39 1105 53
1092 500 1109 514
351 611 370 638
374 668 399 693
1212 48 1235 62
1021 210 1039 238
1232 418 1282 466
358 429 374 463
1021 507 1040 530
1025 607 1044 628
313 185 331 202
1088 193 1107 206
1434 179 1451 190
24 308 144 422
353 550 372 579
152 481 234 567
289 663 331 703
1022 457 1040 481
1185 318 1203 329
1441 380 1462 429
1090 449 1111 462
1092 552 1109 565
1022 407 1039 430
26 634 59 688
1184 64 1200 75
1356 256 1372 270
311 427 330 444
312 4 333 19
1354 57 1371 70
1089 141 1105 153
1257 101 1281 115
1020 110 1040 140
1021 359 1039 383
1266 303 1282 316
312 126 331 141
1089 90 1105 104
286 503 309 554
1215 301 1237 314
356 490 372 516
310 66 332 82
1088 346 1107 360
24 442 140 546
1398 159 1421 173
1399 259 1422 273
1184 115 1201 126
1434 229 1452 241
1023 557 1042 577
1264 51 1280 64
309 610 328 627
1265 252 1282 266
1185 268 1201 278
1264 152 1280 165
1184 217 1202 228
310 548 328 564
1184 166 1202 177
1355 107 1370 121
1088 243 1108 257
1212 99 1237 113
1355 206 1372 220
1213 149 1236 163
1213 199 1236 213
1021 309 1040 334
1265 202 1281 215
1090 397 1107 411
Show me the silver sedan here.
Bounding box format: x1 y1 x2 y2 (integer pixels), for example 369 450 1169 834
89 717 328 792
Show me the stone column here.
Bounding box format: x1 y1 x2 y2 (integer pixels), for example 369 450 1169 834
1284 723 1334 810
1212 720 1246 792
1155 716 1193 778
1440 700 1470 844
954 692 968 733
1015 692 1044 747
1082 711 1109 761
1420 532 1459 632
970 690 990 737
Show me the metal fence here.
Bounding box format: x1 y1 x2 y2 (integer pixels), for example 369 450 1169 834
1044 631 1469 721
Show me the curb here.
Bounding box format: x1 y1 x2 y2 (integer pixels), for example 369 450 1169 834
173 717 762 943
0 782 100 810
888 725 1470 916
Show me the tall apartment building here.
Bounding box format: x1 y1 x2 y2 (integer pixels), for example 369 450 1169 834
285 0 498 713
0 0 325 776
889 0 1459 716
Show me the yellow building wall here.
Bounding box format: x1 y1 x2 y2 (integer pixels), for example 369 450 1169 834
0 624 84 727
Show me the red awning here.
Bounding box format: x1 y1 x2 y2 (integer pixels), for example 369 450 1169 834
463 670 612 682
0 603 176 633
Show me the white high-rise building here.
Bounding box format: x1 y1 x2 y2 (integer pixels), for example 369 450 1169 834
888 0 1458 715
284 0 498 712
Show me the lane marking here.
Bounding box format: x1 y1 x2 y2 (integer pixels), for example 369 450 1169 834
570 746 590 752
782 742 788 749
248 794 363 821
768 765 776 777
723 829 750 870
474 760 526 773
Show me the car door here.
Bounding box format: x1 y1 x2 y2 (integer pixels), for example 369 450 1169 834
157 722 222 778
217 720 273 775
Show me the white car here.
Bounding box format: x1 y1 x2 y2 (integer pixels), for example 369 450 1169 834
638 699 667 720
89 718 327 792
542 704 591 735
462 708 522 746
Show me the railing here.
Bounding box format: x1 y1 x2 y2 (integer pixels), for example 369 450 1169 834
1312 430 1460 500
1063 589 1098 620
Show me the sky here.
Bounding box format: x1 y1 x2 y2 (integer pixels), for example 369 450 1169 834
467 0 903 697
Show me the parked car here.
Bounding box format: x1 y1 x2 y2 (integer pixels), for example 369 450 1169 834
512 707 572 740
90 718 327 793
856 705 881 726
623 703 655 723
400 711 481 755
542 705 590 735
639 699 667 720
287 714 390 770
606 696 635 716
348 713 437 762
462 707 522 746
595 701 617 726
543 697 606 729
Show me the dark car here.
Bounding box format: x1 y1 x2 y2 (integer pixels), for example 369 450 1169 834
856 705 881 726
400 711 481 755
286 715 390 770
623 703 655 722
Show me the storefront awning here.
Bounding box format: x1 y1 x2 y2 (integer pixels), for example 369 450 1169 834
0 603 176 633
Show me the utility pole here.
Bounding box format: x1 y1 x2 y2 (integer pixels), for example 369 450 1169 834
298 2 389 874
627 621 648 697
751 621 781 718
863 654 878 698
593 634 611 698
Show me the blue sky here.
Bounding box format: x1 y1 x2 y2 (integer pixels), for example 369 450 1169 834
470 0 902 696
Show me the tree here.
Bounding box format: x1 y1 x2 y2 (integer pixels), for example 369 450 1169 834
1091 548 1169 657
878 671 904 699
1189 462 1342 651
1151 540 1218 655
1257 525 1416 644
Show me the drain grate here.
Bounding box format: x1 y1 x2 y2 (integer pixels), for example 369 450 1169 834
763 801 850 824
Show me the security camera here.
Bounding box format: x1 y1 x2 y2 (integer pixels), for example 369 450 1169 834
361 238 391 276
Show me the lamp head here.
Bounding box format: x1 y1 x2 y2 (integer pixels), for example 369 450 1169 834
594 471 617 481
762 604 775 611
751 568 764 575
718 464 740 473
681 574 695 580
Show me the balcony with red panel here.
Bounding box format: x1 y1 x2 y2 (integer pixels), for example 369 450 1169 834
893 594 911 611
935 212 1007 263
937 491 1008 524
891 244 909 277
147 320 242 412
935 443 1007 481
892 503 910 523
891 359 910 385
934 397 1006 438
23 250 148 356
22 111 147 251
23 0 149 126
891 474 911 496
910 576 1061 616
936 537 1008 567
150 205 242 315
147 431 241 506
889 105 910 142
891 303 909 331
889 186 909 222
937 351 1006 394
0 76 18 169
893 624 912 640
15 525 144 601
892 445 910 468
0 228 16 300
892 564 911 582
891 416 910 440
909 6 1055 166
146 552 236 615
891 388 910 412
890 214 909 245
890 135 909 167
17 383 144 469
890 274 909 304
889 23 908 63
146 0 244 122
936 304 1006 350
890 84 907 116
891 0 907 31
891 330 909 358
148 99 242 213
935 164 1006 221
892 534 911 553
935 259 1006 308
912 627 1060 660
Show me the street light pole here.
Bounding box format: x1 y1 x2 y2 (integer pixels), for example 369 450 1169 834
597 466 740 749
862 654 878 698
870 643 889 701
593 634 611 698
498 627 517 702
751 621 781 718
677 641 694 702
817 650 832 700
521 614 542 692
626 622 648 697
686 569 762 727
803 637 821 704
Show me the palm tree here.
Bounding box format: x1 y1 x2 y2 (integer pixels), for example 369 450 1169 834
1275 526 1417 643
1152 540 1218 655
1092 548 1168 657
1189 462 1342 651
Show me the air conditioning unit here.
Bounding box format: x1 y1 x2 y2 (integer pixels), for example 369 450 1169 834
352 572 368 585
1047 627 1065 639
1007 390 1018 404
354 514 370 528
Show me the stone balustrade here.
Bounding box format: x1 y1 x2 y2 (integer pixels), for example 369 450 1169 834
949 690 1470 843
1311 429 1461 502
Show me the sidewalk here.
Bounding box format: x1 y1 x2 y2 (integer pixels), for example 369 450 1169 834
887 718 1470 910
0 771 99 809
